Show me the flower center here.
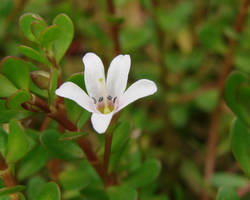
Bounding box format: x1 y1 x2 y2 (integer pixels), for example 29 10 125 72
91 78 116 114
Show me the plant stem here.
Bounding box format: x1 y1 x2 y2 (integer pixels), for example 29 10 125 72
106 0 121 55
103 131 113 185
77 137 105 180
26 96 108 183
238 184 250 197
202 1 250 199
0 155 20 200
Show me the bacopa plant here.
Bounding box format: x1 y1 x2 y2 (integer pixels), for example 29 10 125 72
0 13 161 200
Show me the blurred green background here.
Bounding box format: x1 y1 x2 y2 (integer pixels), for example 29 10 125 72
0 0 249 199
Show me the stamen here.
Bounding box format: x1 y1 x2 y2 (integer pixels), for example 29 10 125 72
107 95 112 100
113 97 117 104
99 97 103 102
92 97 97 104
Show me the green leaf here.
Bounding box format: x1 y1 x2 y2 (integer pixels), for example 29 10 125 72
0 74 18 98
107 186 137 200
225 71 250 126
17 145 49 180
40 129 84 160
195 89 219 112
212 172 250 189
20 193 26 200
120 27 152 52
31 20 47 39
19 13 43 41
53 14 74 63
30 80 48 98
18 45 49 64
59 160 101 191
59 132 86 141
64 73 90 125
0 109 32 123
198 23 226 54
1 57 30 90
27 176 46 200
111 122 130 152
49 69 58 106
6 90 31 110
77 111 91 129
0 0 14 17
232 118 250 177
39 25 59 48
37 182 60 200
0 185 26 196
123 158 161 188
156 1 193 32
0 128 8 157
81 186 109 200
6 120 29 163
216 187 240 200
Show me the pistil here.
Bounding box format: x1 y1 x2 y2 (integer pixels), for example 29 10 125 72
99 78 111 114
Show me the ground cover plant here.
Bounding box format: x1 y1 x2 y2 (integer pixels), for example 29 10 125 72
0 0 249 200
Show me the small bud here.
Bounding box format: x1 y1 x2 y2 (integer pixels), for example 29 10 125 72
30 70 50 89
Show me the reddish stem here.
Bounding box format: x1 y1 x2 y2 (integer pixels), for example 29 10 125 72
103 131 113 185
27 96 108 183
106 0 121 55
0 155 20 200
202 1 250 199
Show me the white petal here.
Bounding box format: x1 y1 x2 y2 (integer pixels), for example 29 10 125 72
106 54 131 98
55 82 94 112
117 79 157 112
91 112 113 134
82 52 105 98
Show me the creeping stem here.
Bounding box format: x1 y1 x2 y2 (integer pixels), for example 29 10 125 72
0 155 20 200
103 130 114 185
202 0 250 199
26 95 111 184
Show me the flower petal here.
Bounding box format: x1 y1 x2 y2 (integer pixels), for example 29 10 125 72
117 79 157 112
82 52 105 98
106 54 131 98
55 82 94 112
91 112 113 134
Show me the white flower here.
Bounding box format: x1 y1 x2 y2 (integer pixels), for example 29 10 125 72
55 53 157 134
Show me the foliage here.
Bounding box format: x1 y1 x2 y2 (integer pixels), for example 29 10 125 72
0 0 249 200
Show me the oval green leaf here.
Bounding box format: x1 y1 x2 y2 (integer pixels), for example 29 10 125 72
107 186 137 200
37 182 60 200
6 120 29 163
19 13 43 41
18 45 49 64
0 74 18 98
123 158 161 188
232 118 250 177
6 90 31 110
17 145 49 181
216 187 240 200
53 14 74 63
1 57 30 91
49 69 58 106
39 25 59 48
0 185 26 196
225 71 250 126
40 129 84 160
